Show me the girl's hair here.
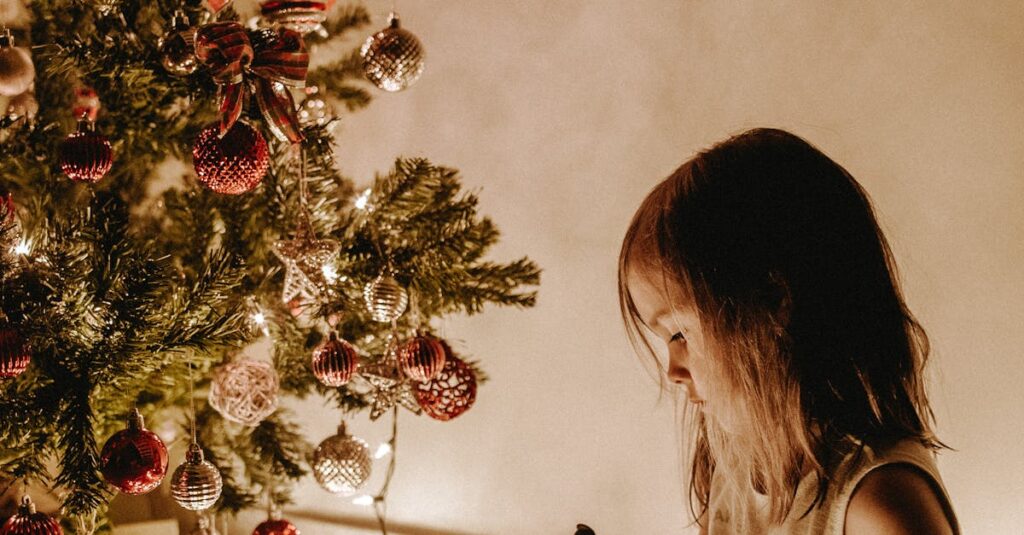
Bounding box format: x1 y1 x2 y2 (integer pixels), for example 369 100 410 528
618 128 942 525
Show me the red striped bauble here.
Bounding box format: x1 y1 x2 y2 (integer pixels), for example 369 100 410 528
0 496 62 535
59 121 113 183
252 518 299 535
397 333 445 382
311 333 359 387
0 326 30 379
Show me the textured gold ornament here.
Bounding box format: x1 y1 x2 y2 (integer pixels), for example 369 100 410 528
363 273 408 323
360 12 424 92
312 422 372 495
171 443 223 511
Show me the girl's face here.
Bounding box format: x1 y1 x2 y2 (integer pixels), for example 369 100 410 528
626 268 714 409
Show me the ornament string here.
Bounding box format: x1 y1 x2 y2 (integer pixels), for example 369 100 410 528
371 406 400 535
188 356 197 444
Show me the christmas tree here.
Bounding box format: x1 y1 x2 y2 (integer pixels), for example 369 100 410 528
0 1 539 533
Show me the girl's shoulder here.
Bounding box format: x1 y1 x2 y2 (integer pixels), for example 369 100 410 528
706 437 960 535
822 437 960 535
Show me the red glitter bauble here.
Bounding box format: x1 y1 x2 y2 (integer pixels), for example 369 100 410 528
0 326 30 379
59 121 113 183
312 333 359 387
192 122 269 195
252 519 299 535
99 409 169 495
0 496 63 535
414 346 477 421
397 334 445 382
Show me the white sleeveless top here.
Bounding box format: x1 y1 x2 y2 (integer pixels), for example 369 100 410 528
706 438 960 534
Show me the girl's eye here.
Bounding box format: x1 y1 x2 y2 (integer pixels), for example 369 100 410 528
670 332 686 343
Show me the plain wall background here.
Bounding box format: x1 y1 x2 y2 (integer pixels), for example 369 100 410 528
146 0 1018 533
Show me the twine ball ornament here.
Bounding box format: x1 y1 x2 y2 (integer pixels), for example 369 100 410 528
397 333 446 382
312 333 359 387
414 344 477 421
192 121 270 195
209 359 279 426
362 273 408 323
360 12 424 92
171 443 223 511
99 409 169 495
0 326 30 379
0 496 63 535
59 120 113 183
159 10 198 76
260 0 327 36
0 29 34 97
312 422 371 495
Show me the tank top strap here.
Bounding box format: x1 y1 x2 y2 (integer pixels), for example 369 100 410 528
828 438 960 535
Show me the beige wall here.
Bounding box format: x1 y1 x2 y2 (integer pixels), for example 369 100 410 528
257 1 1023 533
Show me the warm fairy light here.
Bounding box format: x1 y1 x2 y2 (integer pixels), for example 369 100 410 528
354 188 372 210
252 311 266 325
374 442 392 459
12 239 31 256
352 494 374 506
322 264 339 283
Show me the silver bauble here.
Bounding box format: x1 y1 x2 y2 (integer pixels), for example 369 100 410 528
171 443 223 510
363 273 408 323
312 422 371 495
158 10 197 76
0 30 34 97
360 13 424 92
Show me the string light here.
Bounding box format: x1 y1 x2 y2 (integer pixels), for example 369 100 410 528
13 239 31 256
373 443 392 459
322 264 339 283
354 188 372 210
352 494 374 506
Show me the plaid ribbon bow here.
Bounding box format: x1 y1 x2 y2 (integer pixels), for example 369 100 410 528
195 22 309 144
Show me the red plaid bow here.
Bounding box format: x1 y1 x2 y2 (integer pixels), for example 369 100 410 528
195 22 309 144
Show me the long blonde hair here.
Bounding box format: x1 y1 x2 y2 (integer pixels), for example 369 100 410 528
618 128 943 525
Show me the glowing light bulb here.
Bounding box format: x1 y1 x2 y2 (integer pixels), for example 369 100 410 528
322 264 339 283
352 494 374 506
354 188 372 210
374 443 392 459
12 239 31 256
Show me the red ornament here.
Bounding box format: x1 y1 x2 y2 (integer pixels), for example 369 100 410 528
72 86 100 122
59 120 113 183
0 496 63 535
192 121 269 195
99 409 169 495
414 345 477 421
0 326 30 379
252 519 299 535
312 333 358 387
397 333 445 382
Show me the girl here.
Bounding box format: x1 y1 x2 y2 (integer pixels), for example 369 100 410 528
618 129 959 534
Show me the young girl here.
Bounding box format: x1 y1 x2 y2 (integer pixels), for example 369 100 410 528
618 128 959 534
